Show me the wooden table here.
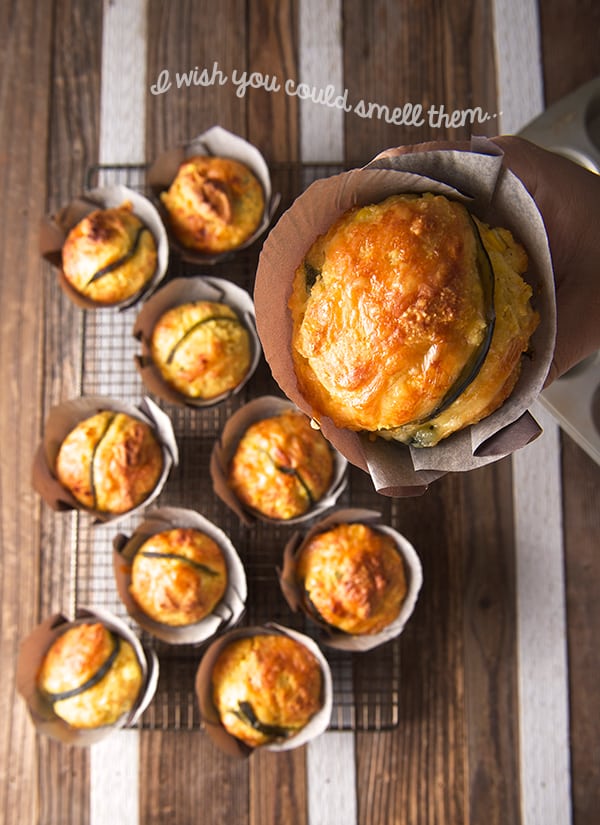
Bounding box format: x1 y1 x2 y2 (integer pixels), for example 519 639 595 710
2 2 599 823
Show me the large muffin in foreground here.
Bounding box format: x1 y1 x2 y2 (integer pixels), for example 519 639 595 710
295 522 408 635
129 527 228 626
160 156 265 254
62 201 157 304
55 410 164 514
228 409 334 520
37 622 143 729
150 300 252 399
211 634 323 748
289 192 540 447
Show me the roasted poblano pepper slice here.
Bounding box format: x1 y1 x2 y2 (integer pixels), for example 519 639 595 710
234 701 294 740
86 225 149 286
165 315 243 365
43 633 121 703
138 550 220 577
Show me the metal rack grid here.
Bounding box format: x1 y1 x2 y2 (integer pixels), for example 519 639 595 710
57 161 403 732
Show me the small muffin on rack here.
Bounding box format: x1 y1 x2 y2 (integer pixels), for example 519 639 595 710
129 527 228 626
55 410 164 514
295 522 408 635
150 300 252 399
211 634 323 748
37 621 143 729
62 201 157 304
228 409 334 520
160 156 264 254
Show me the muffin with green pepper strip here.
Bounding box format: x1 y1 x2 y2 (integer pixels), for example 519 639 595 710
62 201 157 304
150 300 252 400
129 527 228 626
227 409 334 520
55 410 164 514
211 633 323 748
289 192 539 447
37 622 143 729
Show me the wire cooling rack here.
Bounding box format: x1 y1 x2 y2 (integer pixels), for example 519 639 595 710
49 161 402 732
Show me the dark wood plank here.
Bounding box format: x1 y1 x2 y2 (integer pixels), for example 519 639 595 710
145 0 248 160
139 731 249 824
250 748 308 825
0 1 56 824
538 0 600 103
561 437 600 825
247 0 300 163
35 1 104 823
342 0 498 166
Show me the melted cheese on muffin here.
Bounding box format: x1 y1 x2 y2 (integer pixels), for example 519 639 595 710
62 201 157 304
160 156 264 253
151 301 251 399
289 193 539 447
211 634 323 747
55 410 164 513
130 528 228 626
296 522 407 634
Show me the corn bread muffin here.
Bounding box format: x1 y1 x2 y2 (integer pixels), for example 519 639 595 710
295 522 408 634
62 201 157 304
289 193 539 447
55 410 164 514
160 156 264 253
228 410 334 520
37 622 143 729
150 300 252 399
211 634 323 747
129 528 228 626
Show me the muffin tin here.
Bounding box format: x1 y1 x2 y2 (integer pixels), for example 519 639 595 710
36 160 410 734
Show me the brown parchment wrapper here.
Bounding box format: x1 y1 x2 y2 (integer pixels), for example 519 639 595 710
133 276 262 407
209 395 348 527
113 506 247 645
147 125 280 265
16 606 159 746
32 395 179 525
40 184 170 310
195 623 333 758
254 136 557 496
278 508 423 651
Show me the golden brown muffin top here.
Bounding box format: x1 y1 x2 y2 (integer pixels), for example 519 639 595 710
289 193 493 433
62 201 157 304
150 300 251 399
37 622 143 729
130 527 228 626
160 156 265 253
228 410 334 520
211 634 323 747
296 522 408 634
55 410 164 514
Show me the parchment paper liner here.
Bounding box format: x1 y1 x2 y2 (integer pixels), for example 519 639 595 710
254 136 557 496
147 125 280 265
32 395 179 526
195 623 333 757
113 506 247 645
279 508 423 651
40 184 170 310
133 276 262 407
209 395 348 527
16 606 159 746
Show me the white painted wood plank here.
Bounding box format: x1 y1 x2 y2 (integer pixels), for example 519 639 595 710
307 732 357 825
99 0 148 164
491 0 544 133
90 3 148 824
512 402 572 825
298 0 345 162
90 731 141 825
